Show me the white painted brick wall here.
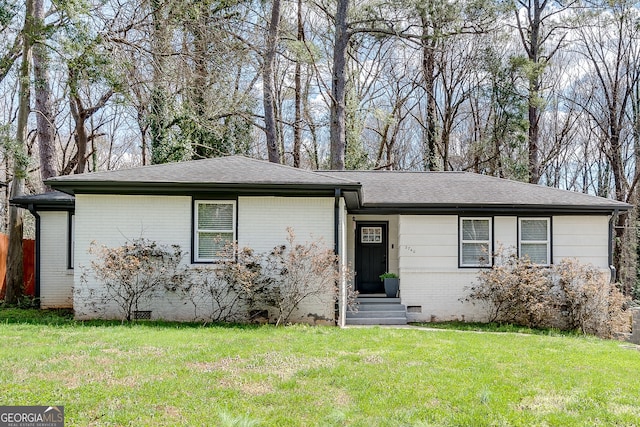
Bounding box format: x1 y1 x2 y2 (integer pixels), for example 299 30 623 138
74 194 193 320
238 196 334 250
70 194 611 324
74 194 336 323
39 211 73 308
238 196 336 323
494 216 517 250
394 214 611 322
398 215 480 321
553 216 609 268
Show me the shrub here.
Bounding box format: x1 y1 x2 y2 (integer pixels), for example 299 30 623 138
87 238 186 321
261 228 346 326
465 252 630 338
556 259 629 338
466 252 556 328
87 230 354 326
176 245 267 323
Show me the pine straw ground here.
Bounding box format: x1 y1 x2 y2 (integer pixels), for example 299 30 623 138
1 309 639 426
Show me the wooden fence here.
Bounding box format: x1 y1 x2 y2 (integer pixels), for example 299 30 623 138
0 234 35 300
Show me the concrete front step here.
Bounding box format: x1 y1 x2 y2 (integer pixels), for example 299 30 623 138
347 310 407 318
347 317 408 325
356 303 406 311
356 297 401 304
346 297 407 325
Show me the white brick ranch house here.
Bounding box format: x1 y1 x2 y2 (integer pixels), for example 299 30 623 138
12 156 631 325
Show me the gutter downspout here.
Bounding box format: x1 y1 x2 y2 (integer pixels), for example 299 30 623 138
27 204 41 303
608 209 619 283
334 188 341 256
334 188 345 326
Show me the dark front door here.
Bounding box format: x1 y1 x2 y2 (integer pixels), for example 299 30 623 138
355 222 388 294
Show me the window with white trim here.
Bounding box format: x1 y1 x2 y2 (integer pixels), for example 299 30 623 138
519 218 550 265
459 218 492 267
194 200 236 262
361 226 383 243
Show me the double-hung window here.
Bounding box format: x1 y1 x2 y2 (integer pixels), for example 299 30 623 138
194 200 236 262
519 218 550 265
460 218 492 267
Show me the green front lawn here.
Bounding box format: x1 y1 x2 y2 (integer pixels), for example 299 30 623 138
1 309 639 426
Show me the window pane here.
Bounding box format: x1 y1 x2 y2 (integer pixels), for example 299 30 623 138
198 232 234 259
521 219 547 241
462 219 490 240
198 203 233 230
361 227 382 244
462 243 490 266
521 243 548 264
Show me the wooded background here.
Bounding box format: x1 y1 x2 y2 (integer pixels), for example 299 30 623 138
1 0 639 300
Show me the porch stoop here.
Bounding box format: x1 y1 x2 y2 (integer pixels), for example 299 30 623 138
346 296 407 325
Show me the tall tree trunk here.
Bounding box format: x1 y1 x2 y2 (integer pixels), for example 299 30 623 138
329 0 349 170
69 78 88 174
5 0 35 304
68 67 113 174
292 0 303 168
302 72 319 169
421 18 438 171
263 0 282 163
149 0 171 164
138 106 149 165
191 3 211 159
514 0 567 184
33 0 56 187
527 1 541 184
633 84 640 203
633 83 640 295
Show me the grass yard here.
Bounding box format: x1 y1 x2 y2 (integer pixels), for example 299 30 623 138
1 310 640 426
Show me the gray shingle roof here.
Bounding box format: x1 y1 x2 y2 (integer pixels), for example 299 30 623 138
321 170 630 211
44 155 629 213
46 155 356 188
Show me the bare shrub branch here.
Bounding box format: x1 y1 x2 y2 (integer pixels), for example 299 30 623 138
261 227 348 326
464 249 631 338
86 238 186 321
175 245 267 323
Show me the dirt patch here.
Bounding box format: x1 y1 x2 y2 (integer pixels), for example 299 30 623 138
189 352 329 380
517 393 571 414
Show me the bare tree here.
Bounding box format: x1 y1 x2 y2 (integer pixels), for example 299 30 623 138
512 0 573 183
5 0 34 304
263 0 283 164
572 2 640 290
329 0 349 170
33 0 56 187
292 0 304 168
68 63 114 174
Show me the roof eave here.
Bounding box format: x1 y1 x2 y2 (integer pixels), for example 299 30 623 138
10 194 76 210
11 200 76 210
348 203 631 215
48 181 362 196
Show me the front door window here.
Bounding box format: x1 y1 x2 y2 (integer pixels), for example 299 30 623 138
361 226 383 244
